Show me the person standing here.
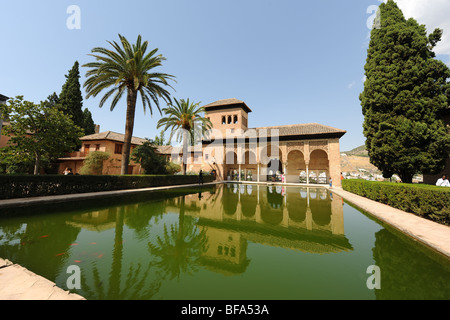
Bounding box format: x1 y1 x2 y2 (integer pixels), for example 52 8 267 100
199 170 204 185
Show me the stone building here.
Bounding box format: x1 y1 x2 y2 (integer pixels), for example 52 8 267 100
57 98 347 186
193 99 346 187
57 131 151 175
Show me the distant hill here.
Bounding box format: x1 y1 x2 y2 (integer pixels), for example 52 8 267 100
341 145 379 173
342 145 369 157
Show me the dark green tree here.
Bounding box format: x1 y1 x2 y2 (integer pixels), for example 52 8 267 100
360 0 450 183
43 92 60 108
82 108 96 135
131 139 168 174
58 61 84 130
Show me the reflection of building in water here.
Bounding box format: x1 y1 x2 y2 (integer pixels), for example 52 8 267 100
66 208 118 232
177 185 352 275
65 186 351 276
198 229 250 276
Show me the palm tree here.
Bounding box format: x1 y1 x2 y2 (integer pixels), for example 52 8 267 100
147 196 208 280
83 34 175 175
157 98 212 175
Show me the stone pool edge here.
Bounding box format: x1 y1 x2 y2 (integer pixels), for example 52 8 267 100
330 187 450 260
0 258 85 300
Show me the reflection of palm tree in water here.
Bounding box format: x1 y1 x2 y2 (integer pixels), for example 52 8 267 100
148 195 208 280
80 206 161 300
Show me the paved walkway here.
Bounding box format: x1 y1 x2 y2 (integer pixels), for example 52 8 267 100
0 258 85 300
330 187 450 259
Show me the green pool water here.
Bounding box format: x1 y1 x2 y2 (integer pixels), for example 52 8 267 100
0 183 449 300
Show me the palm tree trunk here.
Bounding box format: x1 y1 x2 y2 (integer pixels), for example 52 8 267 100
109 206 124 299
121 88 138 175
182 129 188 175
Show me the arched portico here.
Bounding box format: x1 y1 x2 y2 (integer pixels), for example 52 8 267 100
259 145 283 182
309 149 329 184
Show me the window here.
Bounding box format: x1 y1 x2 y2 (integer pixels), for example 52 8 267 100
233 115 238 124
222 116 226 125
228 116 232 124
95 144 100 151
84 144 90 152
114 143 123 154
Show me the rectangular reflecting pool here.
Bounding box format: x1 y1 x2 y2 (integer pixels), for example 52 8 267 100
0 183 449 300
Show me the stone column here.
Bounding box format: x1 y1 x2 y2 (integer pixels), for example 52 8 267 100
257 163 260 183
304 141 310 185
306 162 309 184
328 138 342 187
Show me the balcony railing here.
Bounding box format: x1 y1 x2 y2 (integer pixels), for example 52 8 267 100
64 151 87 158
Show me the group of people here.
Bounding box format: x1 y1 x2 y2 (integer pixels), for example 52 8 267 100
436 174 450 187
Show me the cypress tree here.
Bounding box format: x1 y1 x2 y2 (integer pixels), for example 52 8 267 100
58 61 84 130
82 108 96 135
360 0 450 183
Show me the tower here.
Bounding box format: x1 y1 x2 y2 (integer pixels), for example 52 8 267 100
203 98 252 138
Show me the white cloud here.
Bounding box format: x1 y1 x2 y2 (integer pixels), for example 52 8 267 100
394 0 450 59
348 81 356 89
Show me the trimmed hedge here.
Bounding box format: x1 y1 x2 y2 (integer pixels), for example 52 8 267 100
0 174 214 200
342 179 450 225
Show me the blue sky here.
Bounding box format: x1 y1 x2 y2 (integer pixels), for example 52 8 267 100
1 0 449 152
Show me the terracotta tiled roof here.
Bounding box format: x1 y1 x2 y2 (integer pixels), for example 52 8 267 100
80 131 148 145
156 145 174 154
203 98 252 113
252 123 346 137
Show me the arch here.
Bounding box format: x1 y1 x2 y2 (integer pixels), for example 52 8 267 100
223 184 238 215
309 149 329 184
225 151 238 180
287 194 307 222
309 149 329 170
309 195 332 226
261 187 284 225
227 115 232 124
259 144 283 165
244 150 257 165
225 151 238 166
287 150 306 183
240 193 257 218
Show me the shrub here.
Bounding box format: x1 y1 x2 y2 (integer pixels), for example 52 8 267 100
0 174 214 200
80 151 110 175
131 140 168 174
342 179 450 225
165 162 181 175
